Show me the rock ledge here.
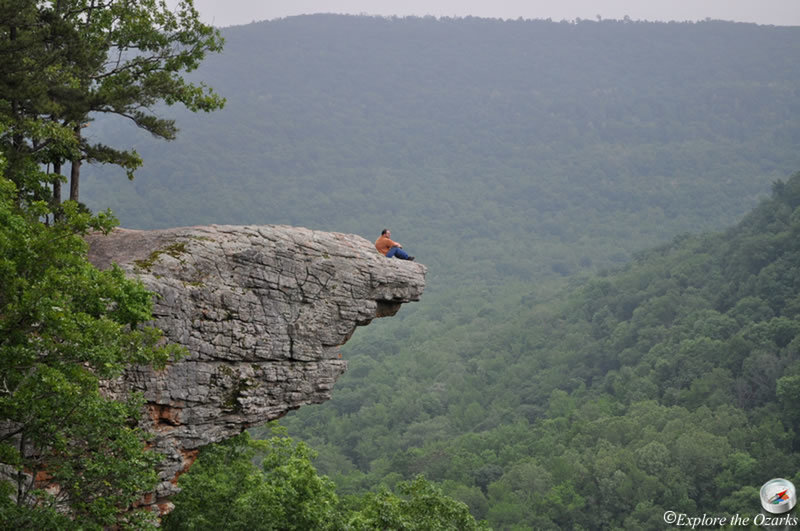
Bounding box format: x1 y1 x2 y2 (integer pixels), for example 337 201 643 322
86 225 426 511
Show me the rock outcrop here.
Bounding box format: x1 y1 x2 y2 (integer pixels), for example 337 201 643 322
86 225 425 512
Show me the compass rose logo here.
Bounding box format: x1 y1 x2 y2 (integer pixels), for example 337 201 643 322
760 478 796 514
768 489 791 505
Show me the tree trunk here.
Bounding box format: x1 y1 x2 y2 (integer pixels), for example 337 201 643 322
52 161 62 222
70 126 81 202
69 157 80 202
53 161 61 206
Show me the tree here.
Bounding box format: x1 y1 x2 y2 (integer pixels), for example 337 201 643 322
349 475 490 530
0 0 224 203
0 161 184 528
776 371 800 446
0 2 223 525
164 428 342 531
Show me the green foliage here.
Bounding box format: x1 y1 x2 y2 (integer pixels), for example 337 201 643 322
0 3 222 525
0 173 184 529
164 429 341 531
347 475 489 530
166 427 487 531
0 0 224 200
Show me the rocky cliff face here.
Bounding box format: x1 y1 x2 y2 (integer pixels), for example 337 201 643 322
86 225 425 512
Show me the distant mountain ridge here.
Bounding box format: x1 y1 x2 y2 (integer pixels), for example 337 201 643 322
82 15 800 288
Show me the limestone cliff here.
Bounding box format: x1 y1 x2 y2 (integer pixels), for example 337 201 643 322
86 225 426 512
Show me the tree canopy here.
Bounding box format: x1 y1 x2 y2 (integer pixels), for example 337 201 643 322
0 0 224 204
0 159 184 528
164 428 488 531
0 1 222 526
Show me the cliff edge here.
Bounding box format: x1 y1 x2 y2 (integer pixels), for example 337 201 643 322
86 225 426 512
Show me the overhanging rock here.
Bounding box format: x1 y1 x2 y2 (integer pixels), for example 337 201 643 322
86 225 426 512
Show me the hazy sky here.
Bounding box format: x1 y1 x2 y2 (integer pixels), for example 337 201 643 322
192 0 800 28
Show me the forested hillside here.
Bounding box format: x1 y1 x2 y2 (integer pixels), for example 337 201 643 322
276 172 800 528
74 15 800 529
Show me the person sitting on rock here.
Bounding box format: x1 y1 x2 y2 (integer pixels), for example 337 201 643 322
375 229 415 261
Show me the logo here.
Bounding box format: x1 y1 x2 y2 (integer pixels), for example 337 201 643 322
760 478 796 514
768 490 791 505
